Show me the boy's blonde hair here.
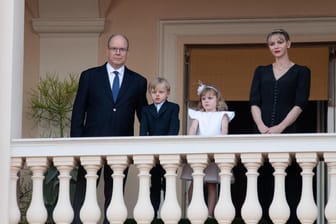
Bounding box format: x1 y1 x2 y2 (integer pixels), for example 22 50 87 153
148 77 171 93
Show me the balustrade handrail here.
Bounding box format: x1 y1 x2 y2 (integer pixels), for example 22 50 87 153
9 133 336 224
10 133 336 158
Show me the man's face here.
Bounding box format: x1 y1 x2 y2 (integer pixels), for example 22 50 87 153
107 35 128 69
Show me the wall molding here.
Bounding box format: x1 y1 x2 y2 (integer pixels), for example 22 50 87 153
32 17 105 36
158 17 336 102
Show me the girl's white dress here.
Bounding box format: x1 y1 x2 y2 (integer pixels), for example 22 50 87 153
181 108 235 183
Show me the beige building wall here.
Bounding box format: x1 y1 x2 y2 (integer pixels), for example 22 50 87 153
23 0 336 137
21 0 336 220
23 0 40 138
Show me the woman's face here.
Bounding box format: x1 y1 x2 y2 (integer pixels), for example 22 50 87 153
267 34 291 58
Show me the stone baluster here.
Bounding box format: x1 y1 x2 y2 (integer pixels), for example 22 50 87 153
296 153 317 224
186 154 208 224
214 153 236 224
79 156 102 224
159 155 182 224
106 155 129 224
241 153 262 224
133 155 154 224
53 157 75 223
268 153 290 224
9 158 22 224
324 152 336 223
26 157 48 224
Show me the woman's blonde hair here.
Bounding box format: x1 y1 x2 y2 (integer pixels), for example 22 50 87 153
266 28 290 43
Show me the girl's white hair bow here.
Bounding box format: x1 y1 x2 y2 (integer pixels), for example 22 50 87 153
197 81 206 96
196 80 218 96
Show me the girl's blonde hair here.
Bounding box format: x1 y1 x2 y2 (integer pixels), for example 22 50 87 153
196 83 228 111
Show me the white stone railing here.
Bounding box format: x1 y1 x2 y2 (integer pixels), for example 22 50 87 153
9 134 336 224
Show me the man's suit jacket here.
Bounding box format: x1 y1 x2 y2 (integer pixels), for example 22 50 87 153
71 63 148 137
140 101 180 136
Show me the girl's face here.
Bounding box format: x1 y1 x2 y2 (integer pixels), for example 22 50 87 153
267 34 290 58
201 90 217 112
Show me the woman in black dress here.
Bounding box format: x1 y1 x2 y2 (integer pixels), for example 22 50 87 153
250 29 310 134
249 29 311 223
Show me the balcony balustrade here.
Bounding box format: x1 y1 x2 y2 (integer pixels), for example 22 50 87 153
9 134 336 224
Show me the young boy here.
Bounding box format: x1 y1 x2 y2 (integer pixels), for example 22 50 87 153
140 77 180 218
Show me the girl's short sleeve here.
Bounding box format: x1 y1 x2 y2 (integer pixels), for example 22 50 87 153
188 108 200 120
223 111 235 122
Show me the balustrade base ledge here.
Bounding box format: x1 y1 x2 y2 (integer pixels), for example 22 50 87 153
125 218 248 224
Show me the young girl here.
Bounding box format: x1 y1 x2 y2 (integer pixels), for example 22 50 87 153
182 81 235 217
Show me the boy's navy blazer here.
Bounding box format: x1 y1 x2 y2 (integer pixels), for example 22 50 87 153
140 101 180 136
71 63 148 137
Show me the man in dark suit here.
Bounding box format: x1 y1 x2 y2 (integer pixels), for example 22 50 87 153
140 77 179 219
71 34 148 223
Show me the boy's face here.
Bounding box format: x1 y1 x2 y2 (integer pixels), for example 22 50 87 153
150 84 169 104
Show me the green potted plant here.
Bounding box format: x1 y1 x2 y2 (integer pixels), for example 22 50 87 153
29 73 79 137
19 73 79 224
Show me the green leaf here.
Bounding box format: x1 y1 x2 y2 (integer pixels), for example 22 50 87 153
27 73 79 138
44 165 59 184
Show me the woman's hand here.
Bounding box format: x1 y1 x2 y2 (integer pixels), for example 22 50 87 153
266 125 284 134
258 125 270 134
